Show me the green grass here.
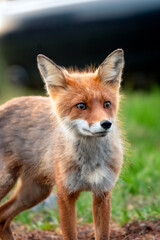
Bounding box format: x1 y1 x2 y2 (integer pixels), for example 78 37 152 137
0 63 160 229
113 89 160 223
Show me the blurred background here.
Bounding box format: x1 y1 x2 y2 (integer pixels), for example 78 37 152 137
0 0 160 231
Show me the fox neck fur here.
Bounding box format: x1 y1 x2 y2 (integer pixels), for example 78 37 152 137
57 130 123 195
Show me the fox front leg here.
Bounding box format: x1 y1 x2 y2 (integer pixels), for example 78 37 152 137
57 186 80 240
92 192 111 240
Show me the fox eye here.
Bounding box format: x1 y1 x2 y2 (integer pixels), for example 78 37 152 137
104 101 111 109
76 103 87 110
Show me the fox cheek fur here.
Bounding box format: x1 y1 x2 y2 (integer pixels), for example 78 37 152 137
0 49 124 240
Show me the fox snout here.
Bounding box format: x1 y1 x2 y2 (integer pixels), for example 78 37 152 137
65 118 113 137
88 120 113 137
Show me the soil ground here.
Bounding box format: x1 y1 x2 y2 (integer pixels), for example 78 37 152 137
12 220 160 240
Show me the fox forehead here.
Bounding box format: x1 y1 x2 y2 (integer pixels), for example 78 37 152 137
54 72 120 121
62 72 119 102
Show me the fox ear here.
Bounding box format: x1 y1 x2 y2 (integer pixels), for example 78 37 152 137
37 54 66 91
98 49 124 85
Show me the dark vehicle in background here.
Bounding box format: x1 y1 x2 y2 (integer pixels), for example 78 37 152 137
0 0 160 89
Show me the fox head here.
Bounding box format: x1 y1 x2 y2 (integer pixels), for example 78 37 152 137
37 49 124 137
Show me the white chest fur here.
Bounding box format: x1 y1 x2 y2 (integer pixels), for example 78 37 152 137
87 167 116 186
64 135 120 194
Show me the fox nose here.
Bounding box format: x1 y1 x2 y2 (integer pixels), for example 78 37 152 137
100 120 112 130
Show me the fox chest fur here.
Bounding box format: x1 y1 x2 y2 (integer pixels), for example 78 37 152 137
54 129 123 194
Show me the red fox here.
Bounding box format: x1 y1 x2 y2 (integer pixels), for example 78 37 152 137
0 49 124 240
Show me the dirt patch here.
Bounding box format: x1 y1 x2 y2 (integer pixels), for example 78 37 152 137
12 220 160 240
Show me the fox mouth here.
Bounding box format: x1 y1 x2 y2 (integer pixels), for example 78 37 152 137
82 129 107 137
